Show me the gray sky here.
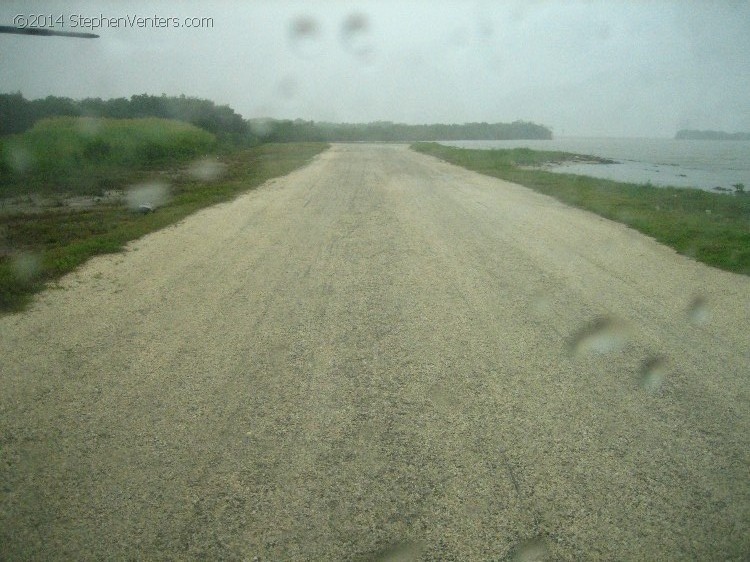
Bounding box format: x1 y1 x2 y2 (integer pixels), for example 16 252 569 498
2 0 749 137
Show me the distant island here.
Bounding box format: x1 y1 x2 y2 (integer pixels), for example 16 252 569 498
675 129 750 141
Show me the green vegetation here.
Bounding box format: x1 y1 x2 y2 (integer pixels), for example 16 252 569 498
0 92 252 143
253 119 552 142
411 142 750 276
405 145 613 168
1 116 216 196
3 93 553 144
0 142 328 313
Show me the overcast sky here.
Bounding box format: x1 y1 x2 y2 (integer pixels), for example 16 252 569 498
2 0 749 137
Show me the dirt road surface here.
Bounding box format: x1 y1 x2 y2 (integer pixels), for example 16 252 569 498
1 144 748 560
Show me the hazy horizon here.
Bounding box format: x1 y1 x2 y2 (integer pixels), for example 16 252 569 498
2 1 749 138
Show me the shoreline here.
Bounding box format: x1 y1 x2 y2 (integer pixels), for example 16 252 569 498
411 142 750 276
439 138 750 193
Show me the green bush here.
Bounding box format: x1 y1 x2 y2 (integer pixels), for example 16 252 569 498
1 116 216 194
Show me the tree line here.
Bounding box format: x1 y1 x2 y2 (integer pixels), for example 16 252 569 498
1 92 553 142
251 119 552 142
0 93 248 142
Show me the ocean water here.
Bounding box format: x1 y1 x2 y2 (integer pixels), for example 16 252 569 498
441 138 750 193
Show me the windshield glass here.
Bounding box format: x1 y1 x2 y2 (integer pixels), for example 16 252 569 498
1 2 748 560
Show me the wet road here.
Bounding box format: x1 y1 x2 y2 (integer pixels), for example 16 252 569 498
1 144 748 560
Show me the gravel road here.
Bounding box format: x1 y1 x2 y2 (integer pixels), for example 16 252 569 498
1 144 748 560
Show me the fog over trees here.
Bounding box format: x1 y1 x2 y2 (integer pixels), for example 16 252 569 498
1 93 552 143
0 93 247 140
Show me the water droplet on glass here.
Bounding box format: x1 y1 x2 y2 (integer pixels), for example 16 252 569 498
341 13 373 60
684 244 698 259
512 536 550 561
5 143 33 174
187 157 226 182
476 5 497 38
687 296 710 325
448 26 471 48
640 356 667 392
11 252 42 282
75 116 103 137
125 182 170 213
276 76 299 100
597 23 612 41
372 541 423 561
289 16 322 58
248 118 274 138
478 20 494 38
532 292 552 316
569 316 629 356
427 382 453 412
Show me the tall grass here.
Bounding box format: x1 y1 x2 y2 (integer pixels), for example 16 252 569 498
412 142 750 276
0 117 216 196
